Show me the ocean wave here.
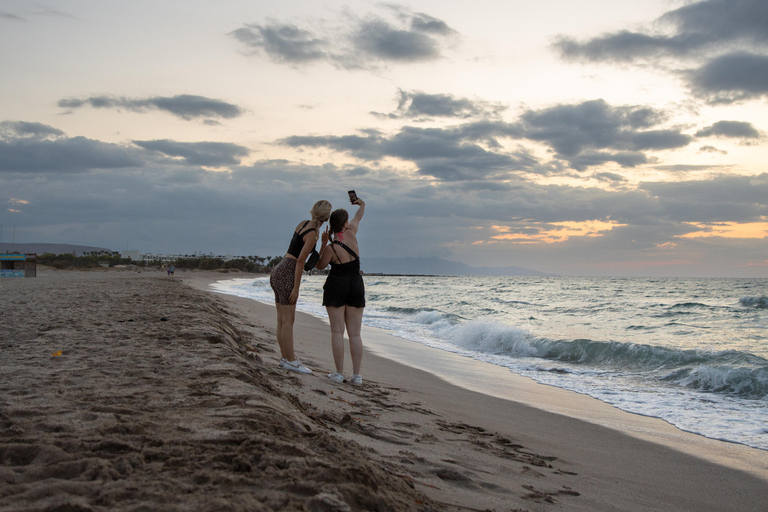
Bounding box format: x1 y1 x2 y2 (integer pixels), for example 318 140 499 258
740 296 768 309
663 365 768 399
440 319 768 377
668 302 710 309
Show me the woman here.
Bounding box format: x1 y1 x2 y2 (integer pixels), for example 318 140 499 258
316 196 366 385
270 199 332 374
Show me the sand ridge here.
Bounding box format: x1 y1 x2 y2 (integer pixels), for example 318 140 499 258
1 270 584 511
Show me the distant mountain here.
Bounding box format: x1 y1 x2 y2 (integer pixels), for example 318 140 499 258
0 243 113 257
362 257 552 276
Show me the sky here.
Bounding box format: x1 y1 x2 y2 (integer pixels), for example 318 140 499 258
1 0 767 277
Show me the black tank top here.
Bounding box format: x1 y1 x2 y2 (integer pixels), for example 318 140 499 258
329 241 360 276
286 221 316 258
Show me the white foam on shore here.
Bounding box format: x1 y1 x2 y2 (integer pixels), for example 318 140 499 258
208 276 768 482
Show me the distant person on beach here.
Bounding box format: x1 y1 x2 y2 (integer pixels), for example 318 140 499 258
170 265 175 276
270 200 332 374
316 194 365 385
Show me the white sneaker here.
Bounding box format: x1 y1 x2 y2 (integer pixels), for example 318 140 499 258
280 358 312 374
349 374 362 386
327 371 345 383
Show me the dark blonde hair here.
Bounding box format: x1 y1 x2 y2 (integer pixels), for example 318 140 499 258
310 200 332 226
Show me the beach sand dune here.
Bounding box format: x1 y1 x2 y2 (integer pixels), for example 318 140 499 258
1 270 766 511
0 271 441 511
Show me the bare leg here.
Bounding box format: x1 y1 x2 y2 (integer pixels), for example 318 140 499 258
326 306 347 373
345 306 364 375
276 304 297 361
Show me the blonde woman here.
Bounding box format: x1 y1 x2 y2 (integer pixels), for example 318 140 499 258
316 196 366 385
270 199 332 374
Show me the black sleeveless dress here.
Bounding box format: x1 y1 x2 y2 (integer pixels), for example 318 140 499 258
322 241 365 308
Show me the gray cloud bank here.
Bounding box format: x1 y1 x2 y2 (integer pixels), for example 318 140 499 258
283 98 710 176
554 0 768 104
2 119 767 276
58 94 245 122
230 8 456 69
0 121 249 171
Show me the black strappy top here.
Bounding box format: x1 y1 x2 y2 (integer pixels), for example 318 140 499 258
329 240 360 276
286 221 316 258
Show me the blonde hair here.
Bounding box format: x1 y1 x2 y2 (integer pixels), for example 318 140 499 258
310 200 332 226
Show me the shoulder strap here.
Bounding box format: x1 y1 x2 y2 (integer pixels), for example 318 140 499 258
332 240 359 260
297 220 316 237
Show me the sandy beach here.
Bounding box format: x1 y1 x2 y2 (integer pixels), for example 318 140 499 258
1 269 767 511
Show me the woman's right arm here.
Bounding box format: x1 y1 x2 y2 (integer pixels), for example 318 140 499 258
348 198 365 233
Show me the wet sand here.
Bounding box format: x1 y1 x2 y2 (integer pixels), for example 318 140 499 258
1 269 766 511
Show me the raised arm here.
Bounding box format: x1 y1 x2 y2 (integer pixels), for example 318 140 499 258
347 198 365 234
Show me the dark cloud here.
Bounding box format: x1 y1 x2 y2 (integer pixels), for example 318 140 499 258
554 0 768 63
230 9 455 69
373 90 506 119
0 121 65 139
58 94 244 121
593 172 628 183
230 23 327 63
688 52 768 104
0 135 144 173
284 98 696 175
132 140 250 167
518 99 692 169
409 13 453 35
280 121 540 180
695 120 761 138
352 19 439 62
3 138 767 276
639 173 768 223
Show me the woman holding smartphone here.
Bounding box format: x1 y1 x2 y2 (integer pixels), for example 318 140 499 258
270 199 332 374
316 192 366 385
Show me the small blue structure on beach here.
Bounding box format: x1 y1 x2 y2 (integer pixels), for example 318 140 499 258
0 253 36 277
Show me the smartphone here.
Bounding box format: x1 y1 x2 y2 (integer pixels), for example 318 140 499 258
348 190 358 203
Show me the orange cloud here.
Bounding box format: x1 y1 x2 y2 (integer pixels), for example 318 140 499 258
488 219 627 244
677 221 768 239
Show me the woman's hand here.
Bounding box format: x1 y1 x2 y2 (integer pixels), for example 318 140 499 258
289 287 299 305
321 226 330 246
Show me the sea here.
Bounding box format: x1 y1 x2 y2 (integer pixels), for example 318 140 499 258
210 274 768 451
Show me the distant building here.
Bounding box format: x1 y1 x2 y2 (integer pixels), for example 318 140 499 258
121 250 140 260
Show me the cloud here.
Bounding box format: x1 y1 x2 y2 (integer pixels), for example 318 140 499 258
283 98 697 175
554 0 768 63
279 121 543 180
131 140 250 167
640 173 768 223
352 19 441 62
0 121 65 140
695 120 761 139
687 52 768 104
0 121 250 172
517 99 692 169
0 134 144 173
373 90 506 119
230 23 327 64
58 94 245 121
230 8 455 70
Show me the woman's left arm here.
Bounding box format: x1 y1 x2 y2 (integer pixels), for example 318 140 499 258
316 227 333 270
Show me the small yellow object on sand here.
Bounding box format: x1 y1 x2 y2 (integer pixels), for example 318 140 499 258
52 350 62 357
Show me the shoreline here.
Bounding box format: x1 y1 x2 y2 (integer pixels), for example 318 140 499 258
199 273 768 480
184 272 768 507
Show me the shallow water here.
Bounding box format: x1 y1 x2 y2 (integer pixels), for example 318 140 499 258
212 275 768 451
